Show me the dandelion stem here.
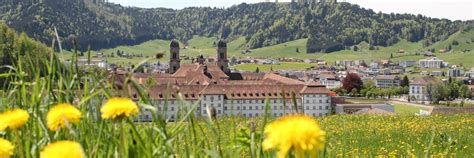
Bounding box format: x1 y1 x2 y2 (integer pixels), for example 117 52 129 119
119 120 127 158
15 130 25 158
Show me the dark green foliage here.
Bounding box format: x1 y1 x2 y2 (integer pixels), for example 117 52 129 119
0 23 55 88
0 0 467 53
400 76 410 87
306 3 465 53
353 46 358 51
452 40 459 45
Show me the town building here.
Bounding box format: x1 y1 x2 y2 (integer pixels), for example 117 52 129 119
374 75 400 88
317 74 341 89
399 60 416 68
409 77 438 101
447 67 463 77
112 40 332 121
466 68 474 78
430 71 444 77
418 57 447 69
335 60 354 67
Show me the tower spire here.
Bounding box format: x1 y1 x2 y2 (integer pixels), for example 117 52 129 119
169 39 181 74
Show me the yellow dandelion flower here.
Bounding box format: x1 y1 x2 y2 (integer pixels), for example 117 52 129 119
40 141 84 158
263 114 325 158
0 109 29 131
47 103 82 131
100 97 139 120
0 138 14 158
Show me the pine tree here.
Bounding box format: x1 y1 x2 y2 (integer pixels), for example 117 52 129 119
401 75 409 87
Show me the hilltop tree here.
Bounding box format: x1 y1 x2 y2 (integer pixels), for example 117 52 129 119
255 67 260 73
342 73 363 93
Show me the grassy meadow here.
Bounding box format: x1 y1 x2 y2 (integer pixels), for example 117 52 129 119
1 44 474 157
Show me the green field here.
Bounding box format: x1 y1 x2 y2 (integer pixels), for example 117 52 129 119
62 29 474 69
231 62 315 72
393 104 429 114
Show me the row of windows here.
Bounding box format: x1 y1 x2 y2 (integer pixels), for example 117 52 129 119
203 95 222 101
225 99 301 104
304 94 328 98
305 99 329 104
149 104 329 112
152 98 328 105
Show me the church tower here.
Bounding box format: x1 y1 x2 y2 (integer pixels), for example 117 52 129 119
169 40 180 74
216 40 229 73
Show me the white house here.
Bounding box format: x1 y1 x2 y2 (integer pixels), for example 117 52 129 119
409 77 438 101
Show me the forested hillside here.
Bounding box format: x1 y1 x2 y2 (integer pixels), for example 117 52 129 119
0 23 55 88
0 0 470 52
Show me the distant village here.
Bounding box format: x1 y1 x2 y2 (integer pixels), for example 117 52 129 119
69 41 474 120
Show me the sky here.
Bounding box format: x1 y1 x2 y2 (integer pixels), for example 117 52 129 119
108 0 473 21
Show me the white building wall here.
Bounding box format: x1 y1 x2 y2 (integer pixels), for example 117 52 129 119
409 85 429 101
302 94 331 117
136 94 332 121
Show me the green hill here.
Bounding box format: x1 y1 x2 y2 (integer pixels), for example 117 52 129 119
70 28 473 69
0 0 467 52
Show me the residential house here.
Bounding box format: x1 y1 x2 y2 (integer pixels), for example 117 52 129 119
448 67 463 77
317 74 341 89
409 77 438 101
400 60 417 68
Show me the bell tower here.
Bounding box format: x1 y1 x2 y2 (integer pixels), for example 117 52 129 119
216 40 229 73
169 40 180 74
